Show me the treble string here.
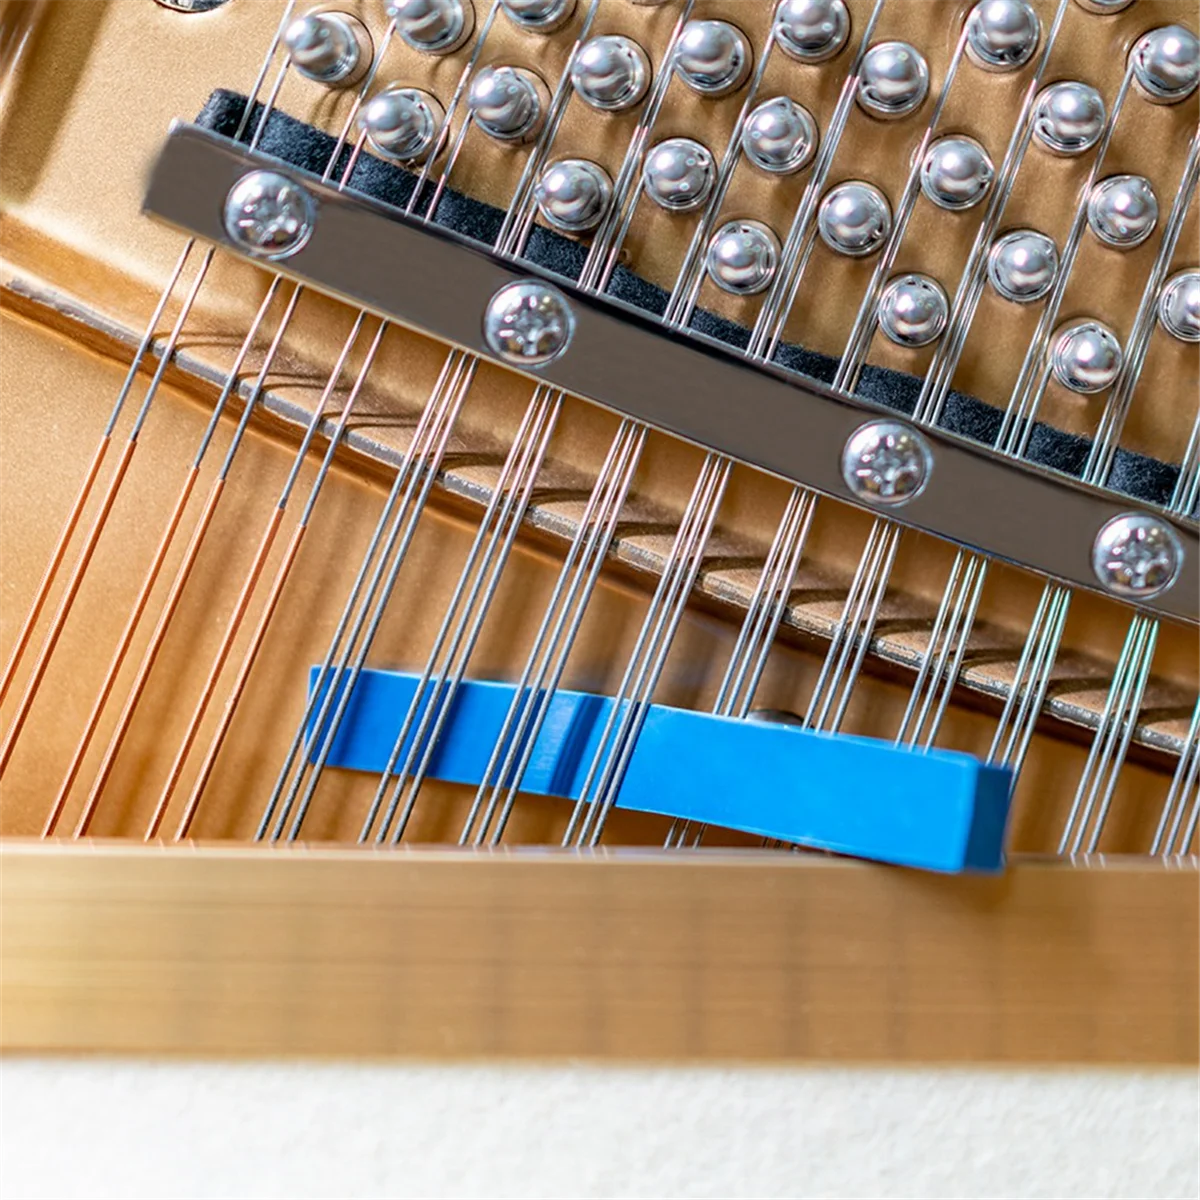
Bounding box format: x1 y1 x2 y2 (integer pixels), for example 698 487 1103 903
563 1 892 849
353 1 703 846
987 121 1198 796
257 0 592 841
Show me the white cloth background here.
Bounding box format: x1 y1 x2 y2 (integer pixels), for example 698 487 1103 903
2 1061 1196 1199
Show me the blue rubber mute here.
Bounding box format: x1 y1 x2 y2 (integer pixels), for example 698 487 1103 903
309 669 1013 872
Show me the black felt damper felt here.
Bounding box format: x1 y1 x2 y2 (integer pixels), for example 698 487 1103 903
195 90 1185 511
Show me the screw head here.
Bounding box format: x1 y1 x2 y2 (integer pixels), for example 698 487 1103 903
841 420 933 507
1092 513 1183 598
223 170 315 259
484 280 575 367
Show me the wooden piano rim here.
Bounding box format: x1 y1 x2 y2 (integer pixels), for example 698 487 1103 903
1 841 1196 1064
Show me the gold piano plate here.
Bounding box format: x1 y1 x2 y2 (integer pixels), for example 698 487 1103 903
1 0 1197 1061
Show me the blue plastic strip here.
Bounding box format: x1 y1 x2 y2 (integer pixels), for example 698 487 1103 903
309 668 1013 873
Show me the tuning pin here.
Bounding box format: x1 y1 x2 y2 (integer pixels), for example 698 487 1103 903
1130 25 1199 104
1032 81 1106 155
1051 320 1123 393
986 230 1059 303
818 181 892 257
673 20 752 97
359 86 444 161
1074 0 1135 11
964 0 1039 72
570 34 650 112
1087 175 1158 249
741 97 818 175
535 159 612 233
385 0 474 55
284 10 371 86
920 135 994 211
468 65 549 142
856 41 929 119
705 220 780 295
878 274 949 347
500 0 574 32
773 0 850 63
1158 270 1200 342
642 138 715 212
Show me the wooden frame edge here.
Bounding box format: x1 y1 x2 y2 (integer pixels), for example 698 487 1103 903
1 842 1196 1062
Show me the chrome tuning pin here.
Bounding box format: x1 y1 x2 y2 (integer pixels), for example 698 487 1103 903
1158 269 1200 343
817 181 892 257
878 274 949 347
1050 319 1123 393
920 135 994 211
1130 25 1199 104
964 0 1040 72
284 10 371 87
1086 175 1158 249
1074 0 1135 12
773 0 850 64
741 97 818 175
570 34 650 112
385 0 474 55
642 138 715 212
705 220 780 295
986 229 1059 303
534 159 612 233
1032 81 1106 155
672 20 752 97
359 86 444 162
500 0 574 33
468 65 549 143
856 41 929 119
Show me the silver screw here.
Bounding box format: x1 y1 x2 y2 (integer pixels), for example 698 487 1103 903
223 170 315 259
1092 513 1183 598
841 420 933 507
483 280 575 367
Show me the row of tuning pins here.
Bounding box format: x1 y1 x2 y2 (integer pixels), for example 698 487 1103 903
280 1 1199 363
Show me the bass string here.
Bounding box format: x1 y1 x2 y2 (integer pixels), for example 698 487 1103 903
3 1 301 807
171 315 391 841
149 313 388 840
0 0 299 712
59 15 403 837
